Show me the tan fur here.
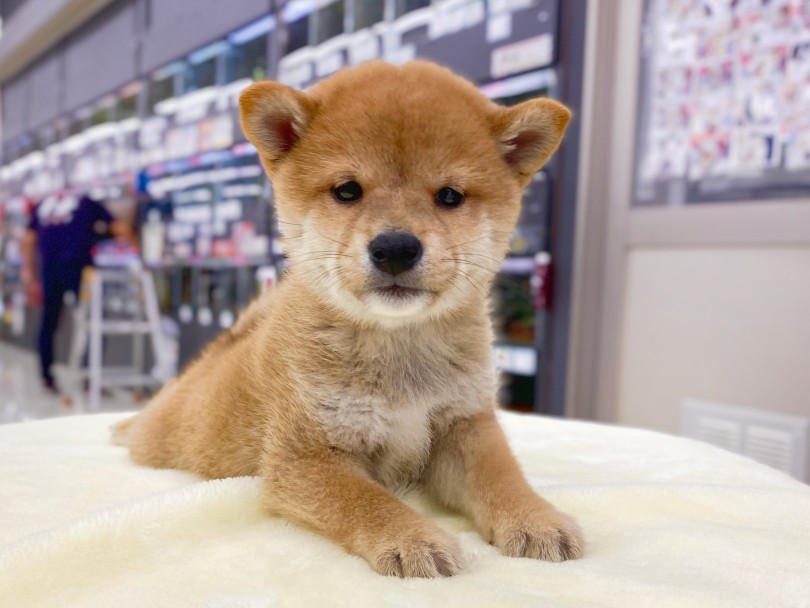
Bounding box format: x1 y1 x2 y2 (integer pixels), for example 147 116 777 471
114 60 583 577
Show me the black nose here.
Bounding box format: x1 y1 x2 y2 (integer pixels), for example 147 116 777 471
368 232 423 276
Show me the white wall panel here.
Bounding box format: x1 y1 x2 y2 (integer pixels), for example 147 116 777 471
617 247 810 434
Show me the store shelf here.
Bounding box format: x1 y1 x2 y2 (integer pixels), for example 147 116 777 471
145 257 270 270
493 344 537 377
98 321 153 334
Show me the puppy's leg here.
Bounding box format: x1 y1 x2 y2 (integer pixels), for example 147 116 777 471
263 449 463 578
427 410 584 561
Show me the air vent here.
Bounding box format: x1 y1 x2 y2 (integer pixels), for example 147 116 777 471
681 399 809 482
691 416 742 452
745 426 794 473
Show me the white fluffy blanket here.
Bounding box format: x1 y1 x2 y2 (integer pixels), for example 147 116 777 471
1 412 809 608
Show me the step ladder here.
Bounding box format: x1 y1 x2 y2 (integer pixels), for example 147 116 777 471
69 266 172 411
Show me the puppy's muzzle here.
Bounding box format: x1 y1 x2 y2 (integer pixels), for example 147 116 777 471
368 232 423 276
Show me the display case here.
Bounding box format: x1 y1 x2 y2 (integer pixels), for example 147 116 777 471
0 4 585 413
138 71 274 365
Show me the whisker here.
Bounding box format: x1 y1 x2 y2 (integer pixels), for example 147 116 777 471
294 252 352 262
452 252 504 264
276 220 351 248
303 266 339 288
293 258 349 267
453 268 487 296
447 235 510 251
295 249 350 255
323 267 348 293
442 257 501 274
314 232 350 249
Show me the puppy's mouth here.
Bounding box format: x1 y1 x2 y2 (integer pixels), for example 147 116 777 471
373 285 425 300
363 278 435 318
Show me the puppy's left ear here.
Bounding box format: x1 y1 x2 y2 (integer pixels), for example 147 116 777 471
491 98 571 180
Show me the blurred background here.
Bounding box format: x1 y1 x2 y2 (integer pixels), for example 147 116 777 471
0 0 808 481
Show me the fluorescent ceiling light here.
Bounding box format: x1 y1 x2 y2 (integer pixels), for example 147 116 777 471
479 68 558 100
229 15 277 45
283 0 317 23
188 41 231 65
153 61 186 80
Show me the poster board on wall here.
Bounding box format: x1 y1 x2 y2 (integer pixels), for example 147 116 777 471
635 0 810 206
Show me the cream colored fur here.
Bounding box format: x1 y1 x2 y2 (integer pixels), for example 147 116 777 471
113 60 582 577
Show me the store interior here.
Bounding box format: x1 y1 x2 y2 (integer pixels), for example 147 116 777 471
1 0 809 605
0 0 808 469
1 0 581 418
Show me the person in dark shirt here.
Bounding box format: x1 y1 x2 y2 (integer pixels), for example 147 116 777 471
21 192 135 392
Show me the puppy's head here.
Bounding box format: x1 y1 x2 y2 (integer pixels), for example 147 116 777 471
240 61 570 327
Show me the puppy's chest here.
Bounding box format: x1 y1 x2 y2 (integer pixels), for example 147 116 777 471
310 342 491 486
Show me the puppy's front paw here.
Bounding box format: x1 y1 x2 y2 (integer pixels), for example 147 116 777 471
369 524 463 578
490 503 584 562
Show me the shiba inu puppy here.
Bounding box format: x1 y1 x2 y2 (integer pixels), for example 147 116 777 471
113 60 583 577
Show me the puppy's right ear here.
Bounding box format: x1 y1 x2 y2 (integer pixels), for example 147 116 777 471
239 82 318 167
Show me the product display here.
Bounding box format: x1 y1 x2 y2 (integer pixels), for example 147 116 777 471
0 0 577 410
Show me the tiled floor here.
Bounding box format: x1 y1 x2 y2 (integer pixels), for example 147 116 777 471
0 342 137 424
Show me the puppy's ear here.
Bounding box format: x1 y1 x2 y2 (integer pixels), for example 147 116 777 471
239 82 318 167
491 98 571 180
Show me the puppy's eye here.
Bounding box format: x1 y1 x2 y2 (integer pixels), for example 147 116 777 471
436 187 464 208
332 181 363 203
